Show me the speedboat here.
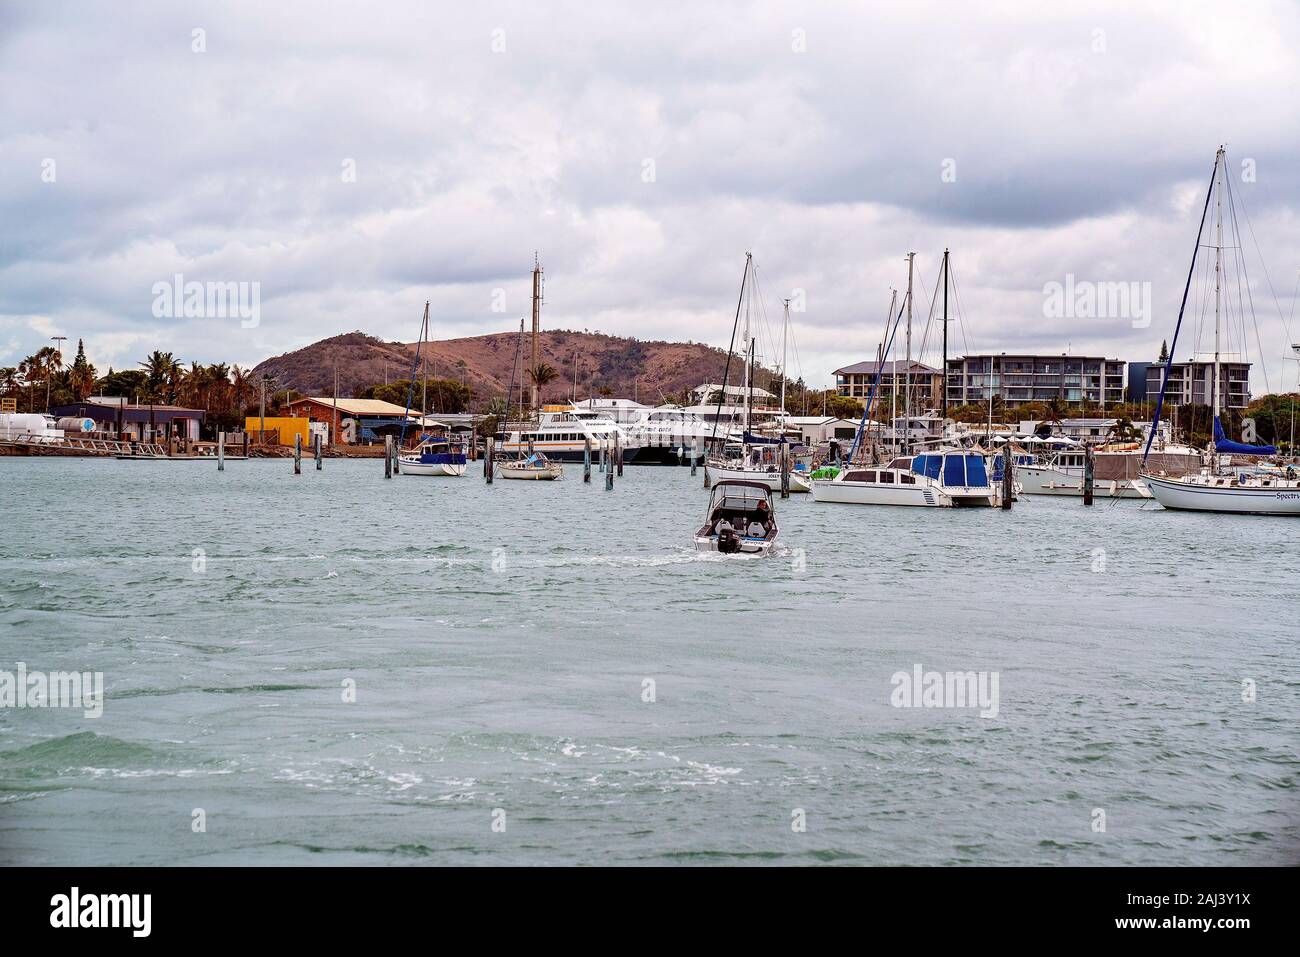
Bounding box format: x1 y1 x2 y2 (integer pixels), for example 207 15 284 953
399 434 468 476
694 480 779 555
498 451 563 481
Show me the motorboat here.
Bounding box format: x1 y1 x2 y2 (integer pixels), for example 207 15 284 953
693 480 779 555
811 451 996 507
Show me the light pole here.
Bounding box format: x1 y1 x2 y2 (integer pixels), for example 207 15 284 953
48 336 66 412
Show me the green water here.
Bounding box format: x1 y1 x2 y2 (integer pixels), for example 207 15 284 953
0 457 1295 865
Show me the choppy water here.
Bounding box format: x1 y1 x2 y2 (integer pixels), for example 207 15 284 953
0 457 1296 865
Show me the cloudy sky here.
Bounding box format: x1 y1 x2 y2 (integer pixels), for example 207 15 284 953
3 1 1299 391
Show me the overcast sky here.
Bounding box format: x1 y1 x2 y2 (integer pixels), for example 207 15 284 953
3 1 1299 391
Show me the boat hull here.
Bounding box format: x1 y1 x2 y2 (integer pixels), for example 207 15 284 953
1141 473 1300 515
1017 466 1151 499
498 463 563 481
692 534 776 556
398 458 467 477
811 479 951 507
705 465 811 492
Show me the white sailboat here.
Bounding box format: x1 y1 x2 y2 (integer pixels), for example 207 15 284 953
704 254 809 492
1140 147 1299 515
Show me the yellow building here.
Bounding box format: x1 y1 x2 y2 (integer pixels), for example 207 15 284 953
244 415 312 447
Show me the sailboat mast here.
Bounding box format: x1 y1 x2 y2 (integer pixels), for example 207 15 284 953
888 288 898 454
1212 147 1224 425
530 254 542 413
905 251 914 448
941 248 950 422
780 298 789 420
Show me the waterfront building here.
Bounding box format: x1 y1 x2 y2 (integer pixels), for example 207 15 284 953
945 354 1126 409
834 360 942 408
284 396 414 444
1141 357 1251 409
780 416 863 445
50 398 204 442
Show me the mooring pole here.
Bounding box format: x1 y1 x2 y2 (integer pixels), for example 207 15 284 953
1001 444 1013 510
294 434 302 474
217 431 225 471
615 432 623 476
486 437 494 484
690 440 698 476
605 448 614 490
598 439 605 473
384 435 393 479
780 438 790 499
584 437 592 483
314 432 322 470
1083 443 1094 505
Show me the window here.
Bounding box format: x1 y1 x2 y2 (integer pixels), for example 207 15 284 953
880 471 895 483
900 473 916 484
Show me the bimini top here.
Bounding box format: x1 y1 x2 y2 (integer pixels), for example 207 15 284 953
910 452 990 488
708 480 775 510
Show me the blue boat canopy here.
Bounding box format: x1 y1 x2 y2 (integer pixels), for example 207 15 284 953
1213 416 1276 456
911 452 990 487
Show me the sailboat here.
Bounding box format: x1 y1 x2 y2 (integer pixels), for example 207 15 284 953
1140 147 1299 515
494 309 566 481
704 253 810 492
397 302 468 477
812 251 997 508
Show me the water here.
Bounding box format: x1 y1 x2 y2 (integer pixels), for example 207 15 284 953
1 457 1295 865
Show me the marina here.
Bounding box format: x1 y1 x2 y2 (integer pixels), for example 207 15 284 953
4 0 1300 901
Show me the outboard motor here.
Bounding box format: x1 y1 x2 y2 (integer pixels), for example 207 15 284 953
717 527 742 554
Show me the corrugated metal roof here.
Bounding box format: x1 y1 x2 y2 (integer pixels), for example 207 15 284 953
290 396 413 416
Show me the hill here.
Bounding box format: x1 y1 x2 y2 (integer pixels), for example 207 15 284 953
251 330 779 409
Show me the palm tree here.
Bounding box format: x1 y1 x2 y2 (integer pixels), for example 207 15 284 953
527 363 560 406
139 351 175 402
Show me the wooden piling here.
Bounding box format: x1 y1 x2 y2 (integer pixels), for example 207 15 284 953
598 439 605 473
314 433 323 470
1083 444 1094 505
690 440 698 476
605 448 614 490
780 439 790 499
584 437 592 483
615 432 623 476
1001 444 1013 510
217 431 225 471
486 437 494 484
294 434 302 474
384 435 392 479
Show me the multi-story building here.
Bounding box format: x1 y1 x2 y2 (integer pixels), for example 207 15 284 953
1141 358 1251 410
834 360 942 408
945 354 1126 409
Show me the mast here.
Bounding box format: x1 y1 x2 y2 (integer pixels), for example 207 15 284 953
780 298 789 420
887 288 898 453
1212 146 1224 428
530 253 542 413
941 247 950 422
905 251 914 449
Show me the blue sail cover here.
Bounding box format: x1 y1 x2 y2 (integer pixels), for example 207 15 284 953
1213 416 1276 455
